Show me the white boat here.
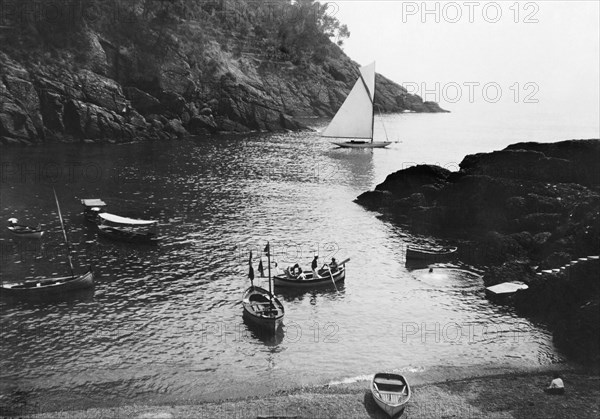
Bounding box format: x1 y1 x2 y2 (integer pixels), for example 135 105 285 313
96 212 160 244
371 373 411 417
322 62 392 148
485 281 528 301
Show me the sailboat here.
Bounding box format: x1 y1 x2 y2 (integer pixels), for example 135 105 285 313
322 61 392 148
1 190 94 297
242 243 284 332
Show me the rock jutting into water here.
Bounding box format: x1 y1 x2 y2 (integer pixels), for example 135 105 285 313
356 139 600 364
0 1 447 146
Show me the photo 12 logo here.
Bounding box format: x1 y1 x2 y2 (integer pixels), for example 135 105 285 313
402 81 540 104
401 1 540 24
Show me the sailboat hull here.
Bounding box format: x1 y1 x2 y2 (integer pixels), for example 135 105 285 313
333 141 392 149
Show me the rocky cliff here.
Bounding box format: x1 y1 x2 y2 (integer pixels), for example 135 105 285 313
357 139 600 363
0 0 445 145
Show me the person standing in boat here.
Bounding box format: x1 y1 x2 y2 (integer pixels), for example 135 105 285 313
311 255 319 278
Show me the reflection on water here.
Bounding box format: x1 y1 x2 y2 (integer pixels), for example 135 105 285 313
0 125 563 410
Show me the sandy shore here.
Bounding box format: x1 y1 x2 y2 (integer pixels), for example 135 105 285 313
23 366 599 419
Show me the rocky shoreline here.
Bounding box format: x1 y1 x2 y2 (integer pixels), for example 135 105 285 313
0 2 446 146
356 139 600 364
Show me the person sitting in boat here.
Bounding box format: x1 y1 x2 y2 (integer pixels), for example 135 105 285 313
287 263 302 277
329 258 338 272
544 373 565 395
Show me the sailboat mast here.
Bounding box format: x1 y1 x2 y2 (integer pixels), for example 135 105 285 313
371 71 376 143
53 188 74 277
267 241 272 300
371 102 375 143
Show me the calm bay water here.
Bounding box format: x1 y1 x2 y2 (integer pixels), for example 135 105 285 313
2 107 595 410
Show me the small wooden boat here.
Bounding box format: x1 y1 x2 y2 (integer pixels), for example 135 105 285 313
406 245 457 261
7 218 43 239
97 213 160 244
242 286 285 332
1 268 94 297
485 281 528 302
371 373 411 418
2 190 95 299
81 199 106 223
273 259 349 288
242 243 284 333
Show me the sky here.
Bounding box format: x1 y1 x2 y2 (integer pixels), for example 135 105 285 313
330 0 600 116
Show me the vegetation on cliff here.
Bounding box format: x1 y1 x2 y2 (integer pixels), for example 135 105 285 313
356 139 600 364
0 0 445 145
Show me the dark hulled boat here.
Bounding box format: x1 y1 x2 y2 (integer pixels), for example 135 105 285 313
273 265 346 288
1 268 94 297
242 243 284 333
7 218 43 239
242 286 284 332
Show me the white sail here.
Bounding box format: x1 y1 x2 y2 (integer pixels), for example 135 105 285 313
322 62 376 140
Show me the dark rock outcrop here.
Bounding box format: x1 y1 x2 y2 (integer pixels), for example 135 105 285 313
356 139 600 364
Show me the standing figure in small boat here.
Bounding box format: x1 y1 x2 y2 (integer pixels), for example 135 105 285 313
311 255 319 278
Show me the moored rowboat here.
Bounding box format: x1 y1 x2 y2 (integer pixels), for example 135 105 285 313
371 373 411 418
242 286 284 332
7 218 43 239
0 268 94 297
96 213 160 244
406 245 457 261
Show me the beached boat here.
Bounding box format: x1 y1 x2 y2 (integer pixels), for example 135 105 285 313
406 245 457 261
322 62 392 148
1 190 94 298
242 243 284 333
96 213 160 244
371 373 411 418
7 218 43 239
273 258 349 288
81 199 106 223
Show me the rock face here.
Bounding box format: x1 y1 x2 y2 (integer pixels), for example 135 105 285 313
357 139 600 364
0 3 446 145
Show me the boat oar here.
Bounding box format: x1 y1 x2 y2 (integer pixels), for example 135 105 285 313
327 265 339 293
337 257 350 266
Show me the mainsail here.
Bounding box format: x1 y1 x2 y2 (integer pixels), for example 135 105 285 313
322 62 376 140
